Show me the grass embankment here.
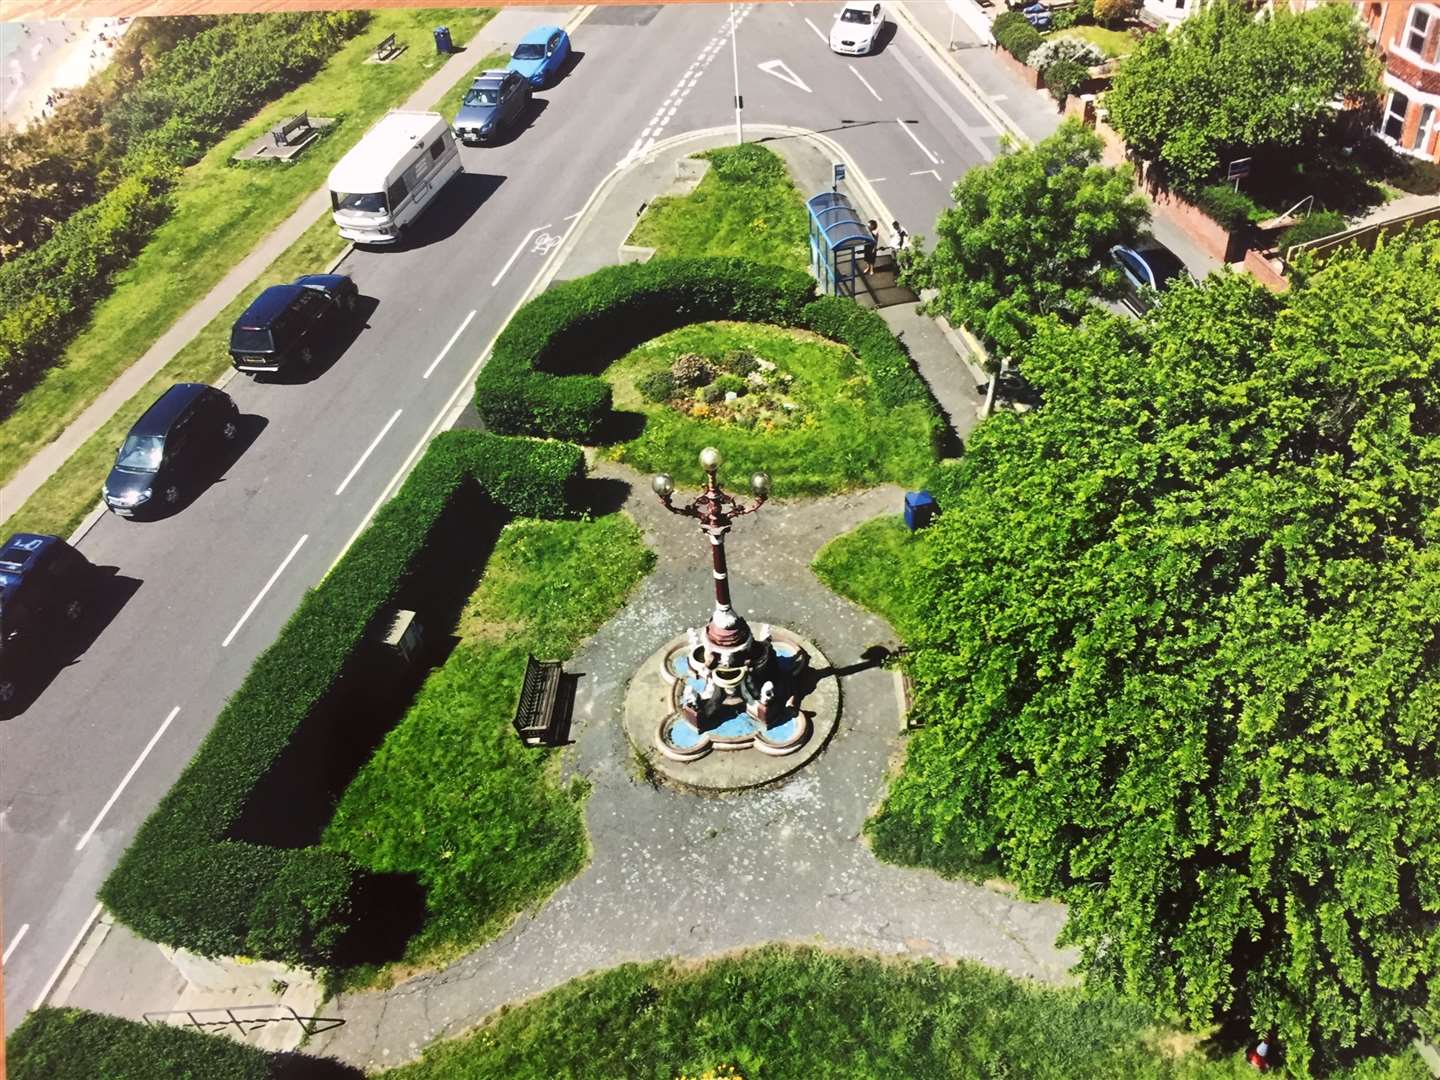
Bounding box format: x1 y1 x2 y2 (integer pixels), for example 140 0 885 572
0 9 495 536
384 945 1432 1079
323 513 654 985
606 322 936 497
627 143 810 272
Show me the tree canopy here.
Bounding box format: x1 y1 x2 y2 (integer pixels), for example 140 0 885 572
908 119 1147 355
880 227 1440 1074
1104 0 1379 190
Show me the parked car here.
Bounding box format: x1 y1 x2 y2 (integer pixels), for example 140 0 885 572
229 273 358 376
1107 243 1195 314
103 383 240 518
830 1 886 54
508 25 571 88
0 533 93 705
1022 2 1053 30
453 70 532 145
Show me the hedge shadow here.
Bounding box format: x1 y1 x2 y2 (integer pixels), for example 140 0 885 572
99 432 584 970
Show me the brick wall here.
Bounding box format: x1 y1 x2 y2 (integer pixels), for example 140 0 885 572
991 43 1044 90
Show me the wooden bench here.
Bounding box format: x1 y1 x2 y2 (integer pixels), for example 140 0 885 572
271 111 310 148
374 33 400 62
512 655 569 746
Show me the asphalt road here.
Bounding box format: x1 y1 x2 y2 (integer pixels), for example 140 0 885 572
0 1 1006 1030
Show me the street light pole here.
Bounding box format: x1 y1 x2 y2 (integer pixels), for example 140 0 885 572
729 2 744 145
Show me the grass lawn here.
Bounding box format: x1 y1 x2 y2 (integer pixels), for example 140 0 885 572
627 143 810 272
605 322 937 497
1055 24 1134 58
813 515 925 639
0 8 495 516
382 944 1431 1079
0 20 508 541
323 513 654 986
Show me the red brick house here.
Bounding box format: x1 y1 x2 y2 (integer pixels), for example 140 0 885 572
1363 1 1440 161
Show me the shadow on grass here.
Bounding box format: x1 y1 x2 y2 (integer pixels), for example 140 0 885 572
571 474 633 518
331 870 430 969
590 408 647 446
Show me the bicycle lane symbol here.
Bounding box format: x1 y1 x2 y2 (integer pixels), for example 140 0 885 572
531 231 563 256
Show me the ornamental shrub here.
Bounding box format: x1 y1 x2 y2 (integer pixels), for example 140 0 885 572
475 258 815 440
713 373 747 397
1276 209 1347 254
1028 37 1104 72
993 12 1043 63
721 350 760 376
100 432 584 966
700 383 726 404
1192 182 1263 231
1044 59 1089 102
637 369 676 402
671 353 715 389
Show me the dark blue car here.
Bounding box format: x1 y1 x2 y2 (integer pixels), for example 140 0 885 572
507 25 571 88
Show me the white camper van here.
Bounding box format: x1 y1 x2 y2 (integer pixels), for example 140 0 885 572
328 110 461 245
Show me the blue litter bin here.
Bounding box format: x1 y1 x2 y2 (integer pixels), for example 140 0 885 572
433 25 453 54
904 490 936 532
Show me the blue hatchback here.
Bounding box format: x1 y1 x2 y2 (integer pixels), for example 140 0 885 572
508 25 571 88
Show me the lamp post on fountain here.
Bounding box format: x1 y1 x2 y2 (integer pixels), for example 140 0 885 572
652 447 770 664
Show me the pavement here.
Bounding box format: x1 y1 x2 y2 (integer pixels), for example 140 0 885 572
5 0 1072 1056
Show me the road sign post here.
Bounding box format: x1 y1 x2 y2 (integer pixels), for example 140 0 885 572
833 162 846 191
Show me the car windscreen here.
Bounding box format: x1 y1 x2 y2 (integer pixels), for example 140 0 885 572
464 85 499 106
331 191 386 214
117 434 164 472
231 328 274 352
841 9 873 24
513 43 545 59
1143 249 1188 288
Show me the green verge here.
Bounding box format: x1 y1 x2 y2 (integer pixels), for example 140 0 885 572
1055 25 1134 59
324 513 654 984
384 946 1433 1079
627 143 811 272
0 8 494 517
0 16 504 541
606 322 936 496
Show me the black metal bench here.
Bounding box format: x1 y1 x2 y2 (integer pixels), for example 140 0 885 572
374 33 400 62
272 111 310 148
512 655 570 746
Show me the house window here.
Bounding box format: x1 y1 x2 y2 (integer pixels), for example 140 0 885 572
1383 90 1410 142
1406 6 1431 54
1415 104 1437 151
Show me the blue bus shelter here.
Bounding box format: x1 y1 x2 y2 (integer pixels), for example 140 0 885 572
807 191 870 298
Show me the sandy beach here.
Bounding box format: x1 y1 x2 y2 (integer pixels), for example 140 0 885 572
1 17 131 134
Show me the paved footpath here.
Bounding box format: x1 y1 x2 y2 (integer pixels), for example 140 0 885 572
309 463 1075 1070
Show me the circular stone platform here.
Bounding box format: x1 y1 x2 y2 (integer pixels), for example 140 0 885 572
623 627 840 792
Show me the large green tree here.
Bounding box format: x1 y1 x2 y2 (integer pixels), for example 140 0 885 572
1105 0 1379 189
880 228 1440 1074
908 119 1147 355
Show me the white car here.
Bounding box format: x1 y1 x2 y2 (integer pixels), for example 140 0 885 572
830 1 885 55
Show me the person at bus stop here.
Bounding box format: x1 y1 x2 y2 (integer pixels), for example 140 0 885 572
862 219 879 274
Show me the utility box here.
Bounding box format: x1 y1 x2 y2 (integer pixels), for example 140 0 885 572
903 490 937 532
433 25 452 54
381 609 424 666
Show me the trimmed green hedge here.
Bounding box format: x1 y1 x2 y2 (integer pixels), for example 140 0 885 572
993 11 1043 63
100 432 584 967
8 1007 363 1080
475 257 816 439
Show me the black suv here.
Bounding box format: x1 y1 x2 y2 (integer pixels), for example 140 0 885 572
104 383 240 518
229 273 359 376
0 533 93 706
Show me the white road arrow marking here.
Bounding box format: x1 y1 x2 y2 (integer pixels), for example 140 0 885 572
758 59 812 93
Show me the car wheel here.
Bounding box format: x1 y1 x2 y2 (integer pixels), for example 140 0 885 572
222 419 239 441
343 292 357 314
164 483 181 505
64 598 84 622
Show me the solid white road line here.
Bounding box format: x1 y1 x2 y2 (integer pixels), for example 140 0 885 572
4 923 29 963
896 116 940 164
911 168 944 182
75 706 181 852
804 16 828 42
335 410 403 497
892 47 996 162
222 534 308 648
492 225 550 288
424 310 476 380
849 64 882 101
34 903 101 1010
